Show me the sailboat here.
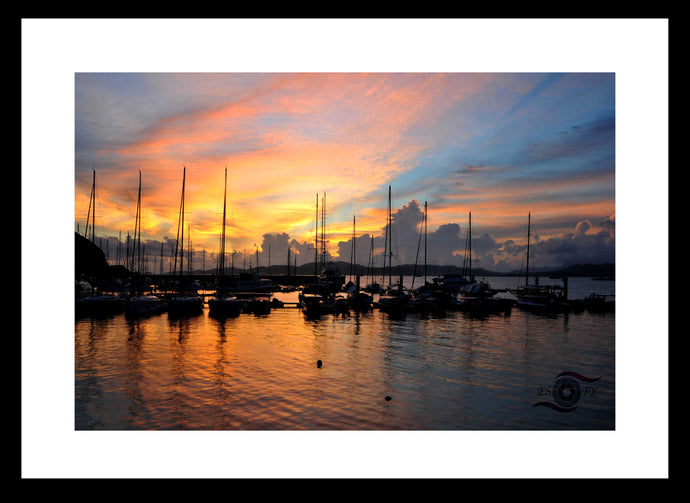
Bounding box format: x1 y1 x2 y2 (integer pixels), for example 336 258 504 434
316 192 345 293
76 170 126 316
455 212 514 315
208 168 242 317
346 216 373 311
409 201 446 314
513 213 571 313
376 186 410 315
363 235 381 294
125 170 166 317
429 211 470 295
167 166 204 317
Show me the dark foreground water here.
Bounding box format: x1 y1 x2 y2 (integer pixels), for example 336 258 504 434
75 276 615 431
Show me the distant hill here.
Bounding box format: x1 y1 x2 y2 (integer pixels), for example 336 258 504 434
545 263 615 278
253 261 615 279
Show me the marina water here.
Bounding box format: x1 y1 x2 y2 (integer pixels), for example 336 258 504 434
75 276 615 430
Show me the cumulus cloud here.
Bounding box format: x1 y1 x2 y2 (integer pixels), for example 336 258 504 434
573 219 592 237
96 202 614 274
489 217 615 272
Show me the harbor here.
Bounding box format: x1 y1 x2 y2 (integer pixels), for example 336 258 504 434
69 71 619 442
74 174 616 432
76 274 615 431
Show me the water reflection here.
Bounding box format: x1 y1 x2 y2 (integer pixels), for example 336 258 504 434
76 281 615 430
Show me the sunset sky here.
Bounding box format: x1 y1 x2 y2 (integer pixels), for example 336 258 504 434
74 72 615 273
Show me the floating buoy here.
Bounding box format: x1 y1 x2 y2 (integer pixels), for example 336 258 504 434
316 360 322 368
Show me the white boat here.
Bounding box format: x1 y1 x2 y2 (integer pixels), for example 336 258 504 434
514 284 569 312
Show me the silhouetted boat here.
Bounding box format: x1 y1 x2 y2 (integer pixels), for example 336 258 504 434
79 293 126 316
409 285 447 315
208 168 242 317
408 202 446 315
319 264 345 292
74 171 126 316
326 292 350 314
167 167 203 317
299 284 329 316
373 185 411 315
514 213 573 313
347 277 373 311
127 294 167 316
431 273 471 294
454 213 513 315
208 293 242 318
583 293 615 313
125 171 166 317
236 292 272 315
364 236 381 294
377 279 411 315
77 286 126 316
515 283 573 312
455 281 514 313
364 282 381 294
234 272 275 293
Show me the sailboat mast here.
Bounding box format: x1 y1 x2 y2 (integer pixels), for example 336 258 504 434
369 235 374 285
84 169 96 241
424 201 428 285
188 225 192 275
350 215 356 277
91 170 95 243
525 212 531 286
315 194 319 276
180 168 185 277
468 211 472 282
136 171 142 274
219 167 227 276
130 170 142 274
382 196 388 286
321 192 326 266
388 185 393 285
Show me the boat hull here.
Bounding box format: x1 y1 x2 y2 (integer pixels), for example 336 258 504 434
126 295 167 317
76 295 126 316
208 297 242 317
168 296 204 317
